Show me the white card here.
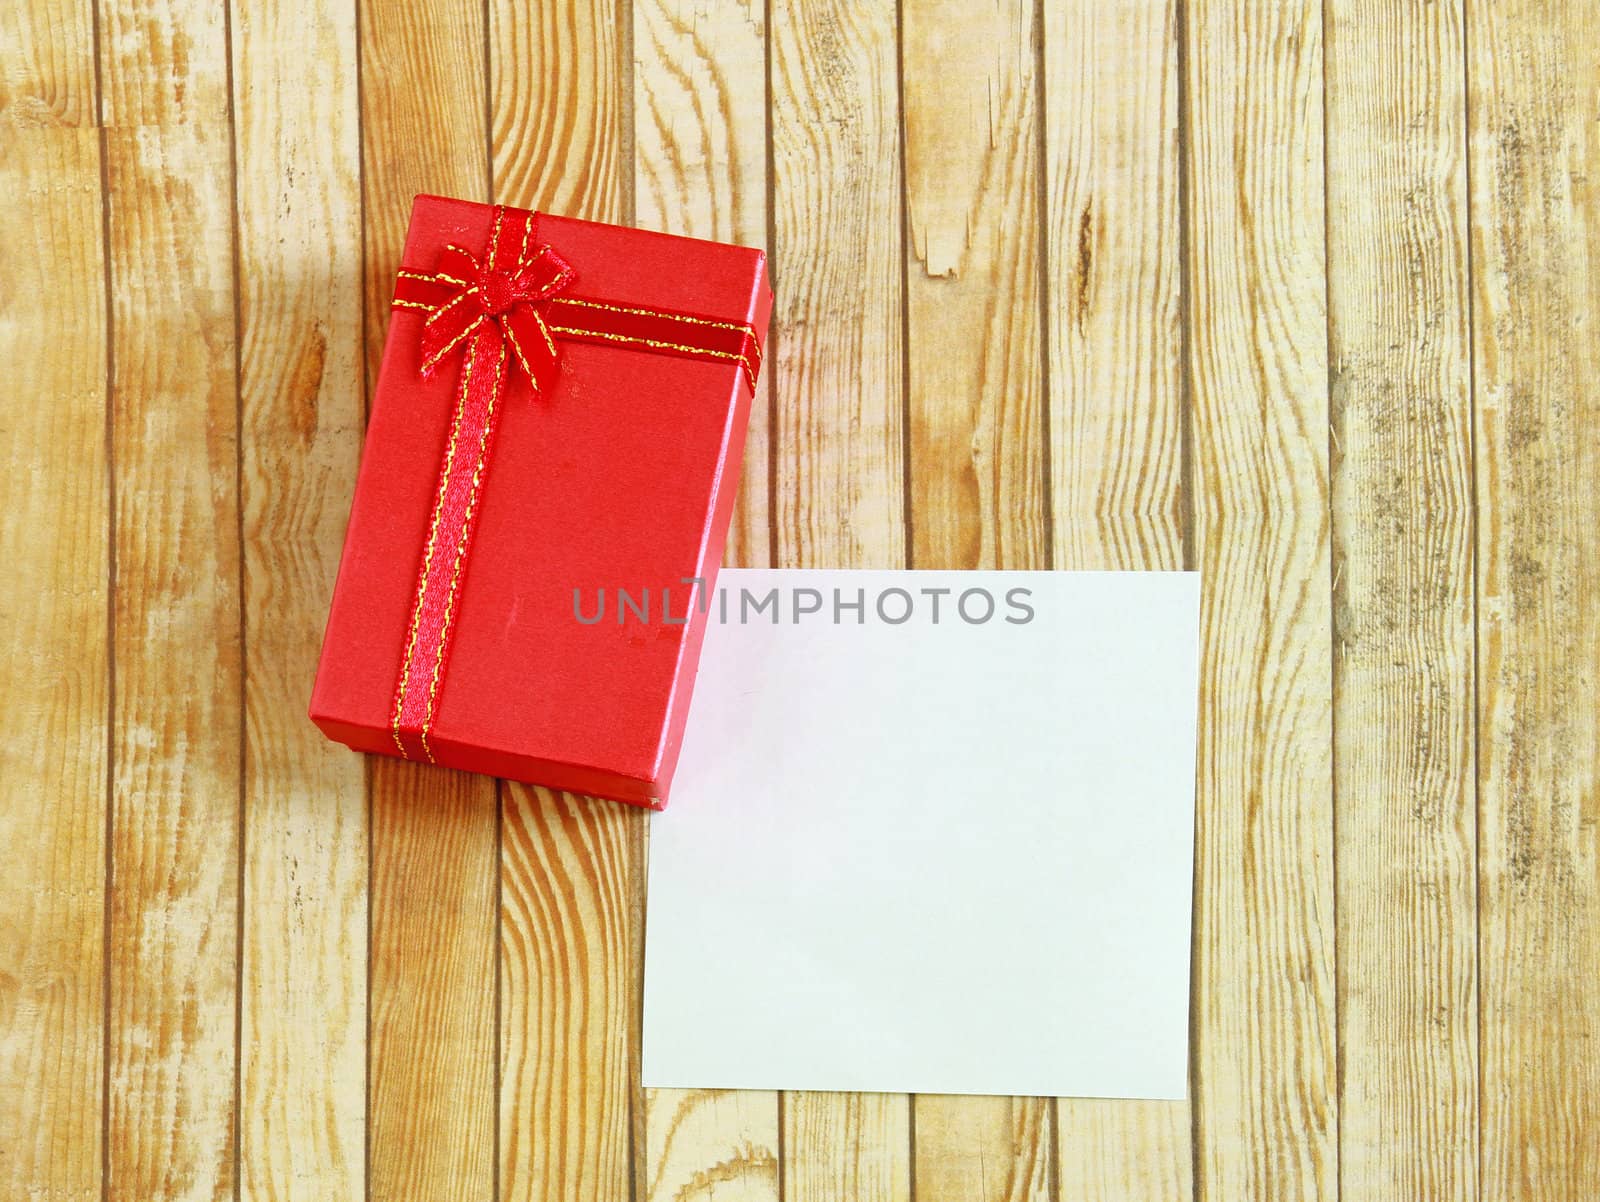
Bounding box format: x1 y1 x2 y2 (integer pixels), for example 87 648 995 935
642 569 1200 1099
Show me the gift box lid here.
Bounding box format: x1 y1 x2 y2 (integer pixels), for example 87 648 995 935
310 195 771 808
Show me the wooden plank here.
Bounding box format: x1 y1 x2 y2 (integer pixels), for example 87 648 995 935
1468 2 1600 1196
358 0 491 371
103 115 242 1202
230 0 367 1197
898 1 1050 1197
769 0 907 1196
1323 2 1477 1199
769 0 904 569
488 0 624 222
631 3 780 1194
1042 0 1189 1194
1055 1101 1191 1202
497 788 638 1202
96 2 238 1202
902 0 1046 571
367 770 498 1201
784 1095 910 1202
1045 0 1184 574
487 4 640 1202
1180 1 1336 1199
0 0 96 127
0 124 107 1202
633 0 770 568
914 1099 1048 1202
358 1 499 1199
643 1090 779 1202
97 0 241 1197
98 0 230 125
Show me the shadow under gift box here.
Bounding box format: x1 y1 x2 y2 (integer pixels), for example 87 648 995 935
310 195 772 809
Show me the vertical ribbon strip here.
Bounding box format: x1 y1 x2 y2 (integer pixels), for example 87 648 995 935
386 206 762 762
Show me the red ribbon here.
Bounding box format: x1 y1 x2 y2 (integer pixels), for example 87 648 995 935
386 205 763 763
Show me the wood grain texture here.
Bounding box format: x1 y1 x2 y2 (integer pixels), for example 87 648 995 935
1324 2 1478 1199
358 1 498 1198
98 0 228 125
784 1094 910 1202
498 788 637 1202
103 127 241 1202
0 0 94 126
1056 1100 1192 1202
1468 2 1600 1196
488 0 624 221
770 0 904 570
366 768 497 1201
902 0 1045 573
96 11 238 1202
632 0 770 568
1045 0 1183 575
98 0 241 1196
358 0 489 371
488 5 641 1202
1043 0 1189 1195
769 0 908 1195
899 2 1049 1197
643 1090 779 1202
231 0 367 1198
0 124 107 1202
1181 1 1336 1200
631 3 778 1192
914 1098 1048 1202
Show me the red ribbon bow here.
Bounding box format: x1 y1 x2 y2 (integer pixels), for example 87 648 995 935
407 238 575 392
385 205 762 763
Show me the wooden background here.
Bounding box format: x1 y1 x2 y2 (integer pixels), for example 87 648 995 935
3 0 1598 1198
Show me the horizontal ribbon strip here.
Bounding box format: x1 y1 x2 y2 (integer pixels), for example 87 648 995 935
387 204 763 763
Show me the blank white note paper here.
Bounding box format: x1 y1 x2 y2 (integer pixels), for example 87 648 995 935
642 569 1201 1099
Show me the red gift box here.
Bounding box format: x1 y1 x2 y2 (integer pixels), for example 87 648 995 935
311 195 771 808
